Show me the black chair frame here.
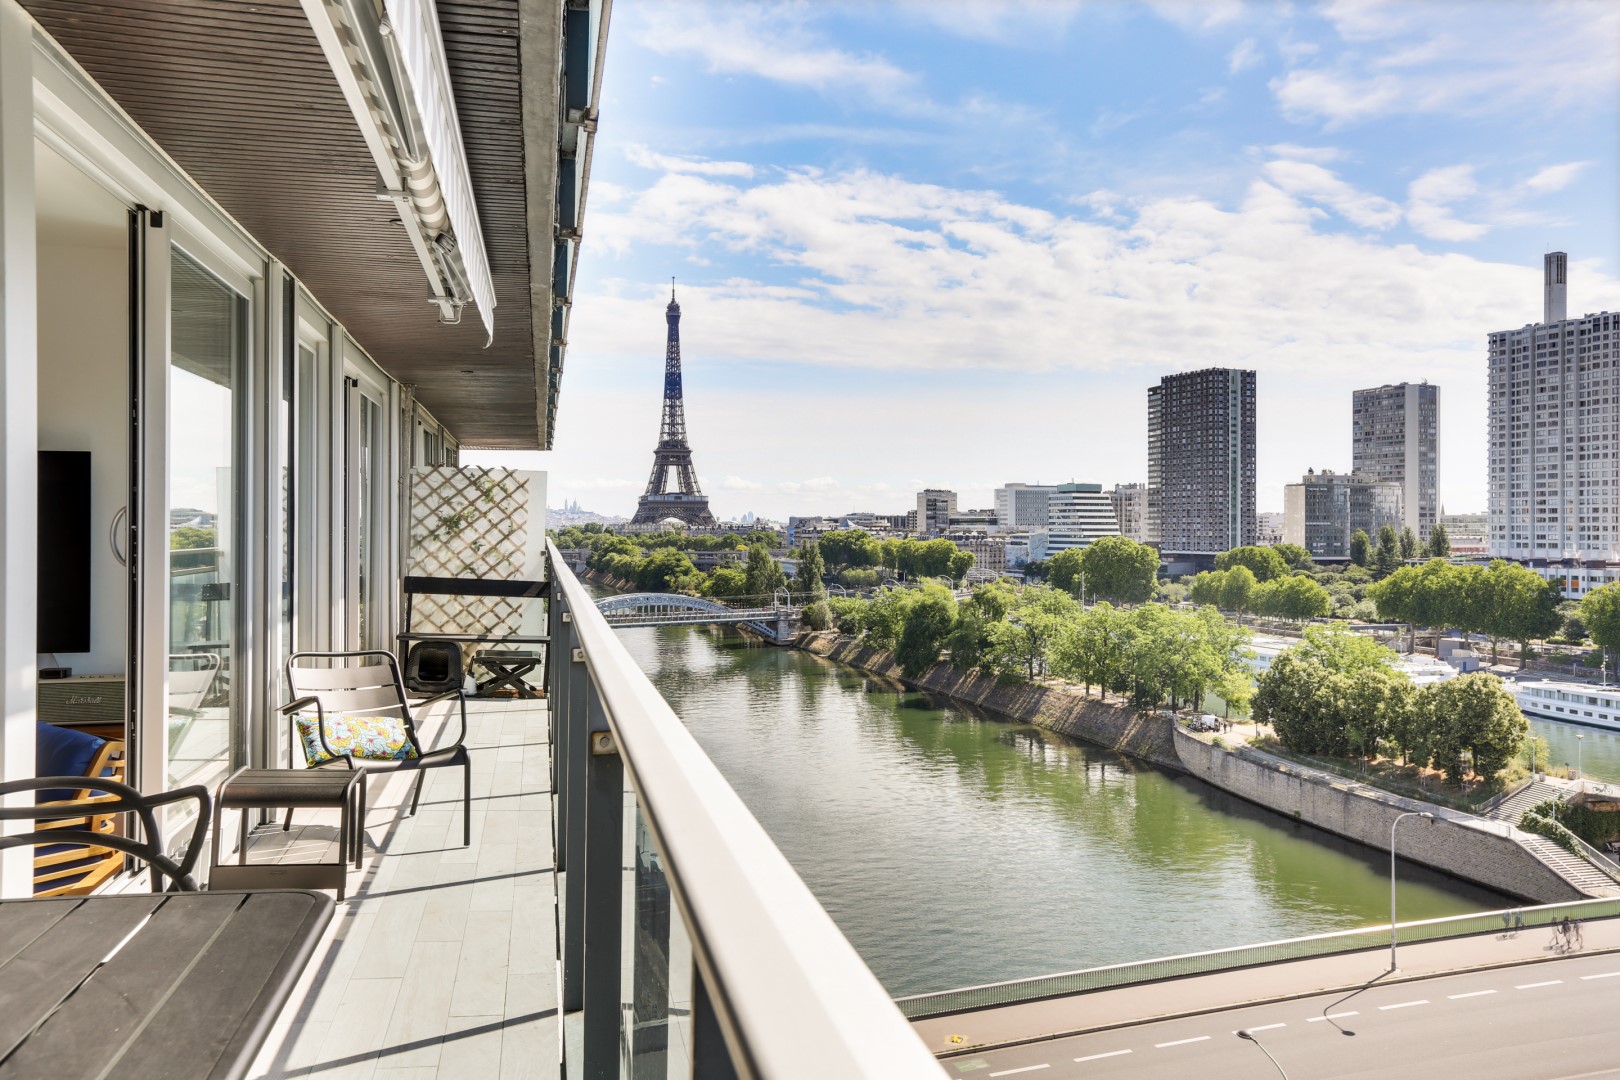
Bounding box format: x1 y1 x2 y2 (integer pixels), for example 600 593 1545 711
0 776 211 892
281 650 471 846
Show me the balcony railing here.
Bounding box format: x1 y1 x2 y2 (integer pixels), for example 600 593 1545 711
544 540 939 1077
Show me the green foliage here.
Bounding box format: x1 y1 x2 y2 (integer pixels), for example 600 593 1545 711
1219 565 1257 613
1349 529 1372 568
987 587 1081 679
1187 570 1224 608
1048 549 1086 596
1271 543 1314 572
799 599 832 632
1426 522 1451 558
703 566 748 600
895 584 958 678
819 529 884 569
944 585 1009 673
743 544 787 599
827 596 867 634
1375 525 1402 577
1049 601 1252 709
1215 545 1289 583
836 567 881 589
1294 622 1397 673
1529 797 1620 847
1252 574 1333 621
171 526 217 551
1022 559 1051 583
1079 535 1160 604
1157 580 1188 604
634 547 698 593
794 542 827 601
1581 583 1620 675
947 550 976 584
862 588 916 652
1399 526 1419 561
1520 810 1580 854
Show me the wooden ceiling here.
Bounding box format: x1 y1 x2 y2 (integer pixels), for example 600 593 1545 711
25 0 549 449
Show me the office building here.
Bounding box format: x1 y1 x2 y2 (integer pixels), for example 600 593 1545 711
1046 483 1121 552
948 509 999 534
1283 469 1403 561
1488 253 1620 588
1004 530 1052 570
1439 511 1488 558
1255 511 1285 547
994 483 1058 529
1147 368 1257 557
916 489 957 536
1109 483 1149 543
1352 382 1439 542
948 534 1007 575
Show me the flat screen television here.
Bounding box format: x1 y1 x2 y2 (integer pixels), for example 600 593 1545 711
38 450 91 654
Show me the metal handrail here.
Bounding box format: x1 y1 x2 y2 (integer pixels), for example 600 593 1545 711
549 540 937 1076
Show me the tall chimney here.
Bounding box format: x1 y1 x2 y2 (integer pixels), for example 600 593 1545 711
1544 251 1568 324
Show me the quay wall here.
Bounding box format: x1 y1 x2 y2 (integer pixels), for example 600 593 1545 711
1173 728 1585 903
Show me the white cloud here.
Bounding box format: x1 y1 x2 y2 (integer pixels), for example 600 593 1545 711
633 5 922 110
1261 143 1347 164
720 475 764 491
1227 38 1262 74
1272 2 1620 127
1261 159 1400 229
624 144 756 178
1523 161 1589 195
899 0 1085 44
1406 165 1485 241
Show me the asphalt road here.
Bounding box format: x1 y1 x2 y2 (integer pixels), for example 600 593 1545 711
945 947 1620 1079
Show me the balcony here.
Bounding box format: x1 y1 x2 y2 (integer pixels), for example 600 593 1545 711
241 541 936 1077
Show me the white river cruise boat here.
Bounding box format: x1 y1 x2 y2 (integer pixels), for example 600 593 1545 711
1516 680 1620 731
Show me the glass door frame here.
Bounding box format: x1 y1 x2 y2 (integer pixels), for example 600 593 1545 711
343 361 391 652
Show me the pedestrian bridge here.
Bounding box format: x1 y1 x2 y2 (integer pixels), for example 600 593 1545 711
595 592 798 633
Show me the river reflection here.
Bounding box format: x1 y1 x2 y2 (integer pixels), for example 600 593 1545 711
605 615 1504 996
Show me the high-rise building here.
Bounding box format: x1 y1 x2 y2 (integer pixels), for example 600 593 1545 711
1108 483 1149 543
1255 511 1285 547
916 489 957 535
1045 483 1121 552
1282 469 1403 561
1352 382 1439 542
994 483 1057 529
632 287 715 526
1146 368 1256 556
1488 254 1620 568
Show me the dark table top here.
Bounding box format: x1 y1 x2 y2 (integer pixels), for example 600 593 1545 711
0 890 333 1079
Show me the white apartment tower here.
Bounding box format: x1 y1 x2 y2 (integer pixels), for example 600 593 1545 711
1046 483 1121 552
994 483 1058 529
1352 382 1439 542
1488 253 1619 564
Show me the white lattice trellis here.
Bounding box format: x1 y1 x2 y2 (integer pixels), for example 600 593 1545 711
408 467 545 659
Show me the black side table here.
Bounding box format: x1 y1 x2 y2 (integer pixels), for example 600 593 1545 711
472 649 543 698
210 768 365 900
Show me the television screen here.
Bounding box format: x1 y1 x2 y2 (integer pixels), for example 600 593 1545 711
38 451 91 654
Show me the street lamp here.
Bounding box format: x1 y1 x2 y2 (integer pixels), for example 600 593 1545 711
1235 1030 1289 1078
1390 811 1435 971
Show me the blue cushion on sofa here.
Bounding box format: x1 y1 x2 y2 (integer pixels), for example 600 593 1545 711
35 722 106 804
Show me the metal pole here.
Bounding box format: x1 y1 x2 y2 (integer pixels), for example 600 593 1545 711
1390 811 1433 970
561 619 589 1012
581 680 624 1077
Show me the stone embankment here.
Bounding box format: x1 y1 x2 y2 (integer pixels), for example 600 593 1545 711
794 630 1610 904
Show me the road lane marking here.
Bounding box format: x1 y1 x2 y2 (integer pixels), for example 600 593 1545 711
1379 1000 1430 1010
1239 1023 1287 1033
1307 1012 1358 1022
988 1066 1049 1078
1449 990 1498 999
1516 980 1563 989
1155 1036 1212 1048
1074 1050 1134 1063
1582 972 1620 980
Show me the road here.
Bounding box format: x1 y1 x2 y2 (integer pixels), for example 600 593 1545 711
946 946 1620 1079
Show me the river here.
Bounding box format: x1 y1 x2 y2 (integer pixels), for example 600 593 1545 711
603 613 1504 997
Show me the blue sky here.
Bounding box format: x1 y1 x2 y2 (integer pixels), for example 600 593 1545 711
468 0 1620 521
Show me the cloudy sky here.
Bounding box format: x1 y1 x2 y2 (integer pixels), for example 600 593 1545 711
467 0 1620 521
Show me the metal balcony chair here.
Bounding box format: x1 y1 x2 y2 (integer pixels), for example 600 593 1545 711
281 650 472 846
0 775 211 892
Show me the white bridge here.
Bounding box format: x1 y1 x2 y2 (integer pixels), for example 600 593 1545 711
595 592 801 641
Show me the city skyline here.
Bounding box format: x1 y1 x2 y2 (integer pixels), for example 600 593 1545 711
467 0 1620 520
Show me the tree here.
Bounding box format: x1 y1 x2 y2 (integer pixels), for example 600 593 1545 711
794 542 827 601
1583 583 1620 682
1294 622 1396 674
1219 565 1257 614
1255 574 1332 621
1215 545 1289 583
987 587 1081 680
945 584 1010 673
1050 602 1129 700
171 526 217 550
1423 672 1526 783
1079 535 1159 605
862 588 915 652
895 584 958 678
634 547 696 593
703 566 748 600
1474 560 1562 666
1187 570 1226 609
1047 549 1086 597
1349 529 1372 569
799 599 831 631
819 529 882 569
1375 525 1402 577
1271 543 1314 572
1426 522 1451 558
1398 526 1419 561
743 544 787 600
947 550 975 584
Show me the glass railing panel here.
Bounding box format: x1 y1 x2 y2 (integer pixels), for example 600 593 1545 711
622 796 691 1078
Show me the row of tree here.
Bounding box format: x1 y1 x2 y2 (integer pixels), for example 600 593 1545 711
1254 625 1525 785
826 583 1255 711
1044 535 1161 605
1368 558 1564 663
1347 523 1451 575
1185 566 1334 620
816 530 975 581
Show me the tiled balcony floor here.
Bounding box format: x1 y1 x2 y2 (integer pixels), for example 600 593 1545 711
240 697 557 1080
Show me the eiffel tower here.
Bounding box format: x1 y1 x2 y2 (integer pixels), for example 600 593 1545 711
631 284 715 527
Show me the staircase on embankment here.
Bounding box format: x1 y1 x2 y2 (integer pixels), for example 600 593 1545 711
1481 781 1620 897
1482 781 1566 824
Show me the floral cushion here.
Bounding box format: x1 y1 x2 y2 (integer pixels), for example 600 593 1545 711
294 714 418 766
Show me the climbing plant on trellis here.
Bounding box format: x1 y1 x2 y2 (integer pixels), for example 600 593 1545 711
408 466 533 659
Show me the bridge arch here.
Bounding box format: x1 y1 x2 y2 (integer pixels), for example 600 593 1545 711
594 592 735 616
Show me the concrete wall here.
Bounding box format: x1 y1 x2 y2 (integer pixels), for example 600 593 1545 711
1172 727 1585 904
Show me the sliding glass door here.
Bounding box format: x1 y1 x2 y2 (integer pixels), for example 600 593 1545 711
165 247 244 799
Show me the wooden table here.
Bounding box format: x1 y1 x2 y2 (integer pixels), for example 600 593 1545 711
0 890 332 1079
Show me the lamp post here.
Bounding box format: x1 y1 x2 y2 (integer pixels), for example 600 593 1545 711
1390 811 1435 971
1236 1030 1289 1078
